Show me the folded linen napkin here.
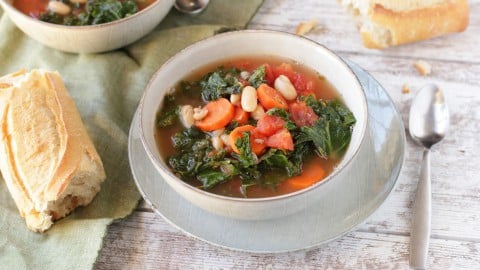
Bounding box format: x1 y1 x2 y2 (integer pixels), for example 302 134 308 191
0 1 263 269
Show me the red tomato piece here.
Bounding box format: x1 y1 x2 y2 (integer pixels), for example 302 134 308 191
272 63 296 82
293 73 316 97
256 115 286 136
289 101 319 127
264 63 275 86
266 128 294 151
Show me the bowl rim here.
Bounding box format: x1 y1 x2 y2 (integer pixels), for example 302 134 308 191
0 0 167 29
139 29 369 203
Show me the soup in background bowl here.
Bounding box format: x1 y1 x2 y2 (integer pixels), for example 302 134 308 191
0 0 174 53
139 30 368 220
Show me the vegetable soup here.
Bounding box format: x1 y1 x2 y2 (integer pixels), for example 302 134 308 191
13 0 156 26
155 57 356 198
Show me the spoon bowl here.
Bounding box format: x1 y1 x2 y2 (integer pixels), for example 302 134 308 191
409 85 450 148
408 84 449 269
174 0 210 14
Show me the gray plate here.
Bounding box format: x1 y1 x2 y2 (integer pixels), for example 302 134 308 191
128 61 406 253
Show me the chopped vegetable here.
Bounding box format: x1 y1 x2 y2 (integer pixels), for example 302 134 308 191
232 107 249 125
283 161 326 190
255 115 286 136
37 0 142 26
257 83 288 110
228 125 266 156
266 128 294 151
195 98 235 131
248 65 267 88
200 68 242 101
289 101 318 127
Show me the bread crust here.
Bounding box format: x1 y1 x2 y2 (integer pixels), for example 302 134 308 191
0 69 105 232
361 0 469 48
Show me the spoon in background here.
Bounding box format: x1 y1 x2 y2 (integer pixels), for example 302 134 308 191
409 84 450 269
174 0 210 14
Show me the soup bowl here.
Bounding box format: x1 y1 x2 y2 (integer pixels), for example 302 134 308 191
139 30 368 220
0 0 175 53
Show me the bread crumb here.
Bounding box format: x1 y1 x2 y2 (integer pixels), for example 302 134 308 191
414 60 432 76
402 84 411 94
296 20 318 35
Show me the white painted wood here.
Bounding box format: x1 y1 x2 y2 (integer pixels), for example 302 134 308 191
96 0 480 268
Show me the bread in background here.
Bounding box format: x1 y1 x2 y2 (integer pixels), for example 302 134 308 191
340 0 469 49
0 69 106 232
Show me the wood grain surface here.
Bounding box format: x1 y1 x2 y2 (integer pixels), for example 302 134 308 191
96 1 480 269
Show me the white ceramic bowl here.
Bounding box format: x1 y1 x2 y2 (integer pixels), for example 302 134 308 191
0 0 175 53
139 30 368 220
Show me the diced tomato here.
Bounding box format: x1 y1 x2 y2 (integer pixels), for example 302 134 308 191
272 63 296 82
264 63 275 86
293 73 316 97
250 128 268 154
289 101 319 127
255 115 285 136
266 128 294 151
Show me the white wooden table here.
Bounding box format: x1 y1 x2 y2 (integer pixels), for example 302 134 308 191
96 1 480 269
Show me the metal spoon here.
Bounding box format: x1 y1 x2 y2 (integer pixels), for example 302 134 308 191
409 84 449 269
174 0 210 14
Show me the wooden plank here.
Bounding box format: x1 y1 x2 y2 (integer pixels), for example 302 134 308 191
95 211 480 269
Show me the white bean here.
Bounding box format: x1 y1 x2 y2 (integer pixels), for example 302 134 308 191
193 107 208 121
179 105 194 128
274 75 298 101
48 1 71 16
70 0 87 3
220 134 230 146
230 93 241 106
251 105 265 120
211 136 224 150
211 128 225 137
241 86 257 112
240 71 250 80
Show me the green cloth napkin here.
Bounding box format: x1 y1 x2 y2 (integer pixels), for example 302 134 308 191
0 1 263 269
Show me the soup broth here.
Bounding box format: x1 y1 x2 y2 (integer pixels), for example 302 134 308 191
13 0 156 25
155 56 355 198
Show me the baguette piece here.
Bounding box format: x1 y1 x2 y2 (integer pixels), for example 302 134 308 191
340 0 469 49
0 69 106 232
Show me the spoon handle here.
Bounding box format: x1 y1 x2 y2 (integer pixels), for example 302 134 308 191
410 149 432 269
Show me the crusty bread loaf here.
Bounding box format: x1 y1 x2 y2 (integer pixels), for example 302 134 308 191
340 0 469 49
0 69 106 232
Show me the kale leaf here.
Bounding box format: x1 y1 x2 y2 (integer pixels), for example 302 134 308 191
156 107 178 127
259 149 301 177
298 96 356 158
40 0 139 26
200 67 242 101
156 94 179 128
248 65 266 88
171 127 205 150
233 132 258 168
197 170 231 189
87 0 138 25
